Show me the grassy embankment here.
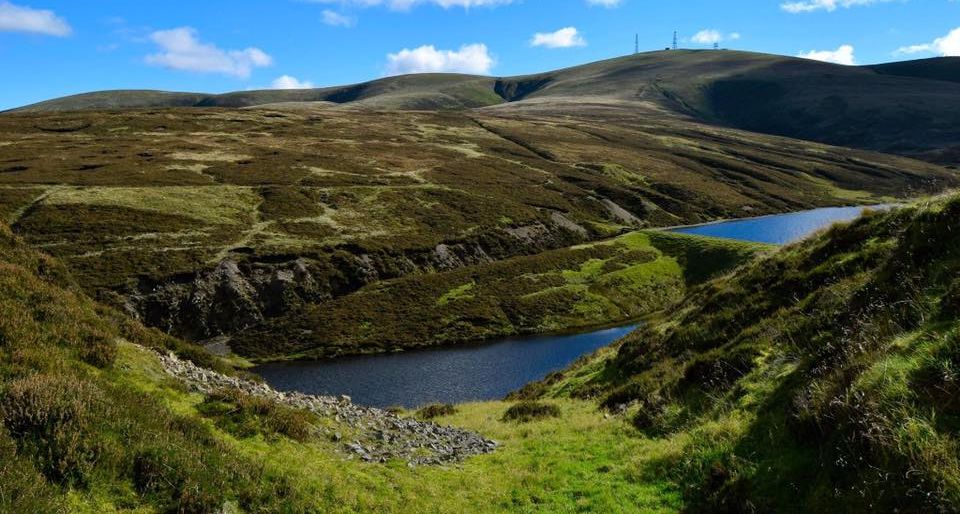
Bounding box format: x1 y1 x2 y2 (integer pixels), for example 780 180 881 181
524 192 960 512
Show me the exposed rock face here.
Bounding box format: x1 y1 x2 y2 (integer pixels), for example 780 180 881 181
154 349 497 466
132 258 326 341
127 221 588 344
601 199 644 226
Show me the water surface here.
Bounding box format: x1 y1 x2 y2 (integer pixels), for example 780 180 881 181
255 325 637 408
669 205 890 245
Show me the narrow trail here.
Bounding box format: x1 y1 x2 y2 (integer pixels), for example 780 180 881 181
7 184 67 227
208 196 269 264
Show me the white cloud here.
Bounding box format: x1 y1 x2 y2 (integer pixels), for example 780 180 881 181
305 0 512 10
0 1 70 36
385 43 494 75
322 9 356 27
531 27 586 49
691 30 721 44
797 44 856 65
586 0 622 7
895 27 960 57
271 75 315 89
690 29 740 45
145 27 273 78
781 0 889 13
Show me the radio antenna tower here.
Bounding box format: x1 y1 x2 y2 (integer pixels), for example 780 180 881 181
672 31 678 50
713 42 719 50
635 34 639 54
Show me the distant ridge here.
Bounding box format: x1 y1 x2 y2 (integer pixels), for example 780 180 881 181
868 56 960 84
9 51 960 162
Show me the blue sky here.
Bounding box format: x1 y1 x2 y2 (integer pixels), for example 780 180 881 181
0 0 958 110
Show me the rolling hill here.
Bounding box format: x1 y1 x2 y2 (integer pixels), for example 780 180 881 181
10 50 960 162
0 100 953 360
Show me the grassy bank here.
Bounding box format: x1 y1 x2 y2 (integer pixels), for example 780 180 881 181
120 340 685 513
530 192 960 512
233 230 770 360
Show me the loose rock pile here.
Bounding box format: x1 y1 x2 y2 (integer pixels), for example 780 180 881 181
154 350 497 466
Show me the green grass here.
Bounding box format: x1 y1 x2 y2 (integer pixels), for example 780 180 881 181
44 186 259 225
437 281 476 306
534 191 960 512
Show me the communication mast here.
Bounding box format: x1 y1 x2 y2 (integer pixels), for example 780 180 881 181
672 31 678 50
635 33 639 54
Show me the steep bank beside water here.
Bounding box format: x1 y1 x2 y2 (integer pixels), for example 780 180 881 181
526 191 960 512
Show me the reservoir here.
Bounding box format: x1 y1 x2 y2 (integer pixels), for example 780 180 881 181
255 325 637 408
256 204 888 408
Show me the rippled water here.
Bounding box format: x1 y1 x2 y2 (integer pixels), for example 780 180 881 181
255 325 638 408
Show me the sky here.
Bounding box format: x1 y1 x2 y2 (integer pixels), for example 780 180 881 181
0 0 958 110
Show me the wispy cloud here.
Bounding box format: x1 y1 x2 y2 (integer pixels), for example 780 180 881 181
145 27 273 78
0 1 71 36
304 0 512 10
322 9 356 27
385 43 494 75
531 27 586 49
586 0 623 7
781 0 890 13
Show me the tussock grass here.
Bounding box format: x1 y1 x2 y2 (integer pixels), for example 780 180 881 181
501 401 561 423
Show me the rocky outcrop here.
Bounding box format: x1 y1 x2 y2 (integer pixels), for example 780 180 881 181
154 349 497 466
127 220 589 345
131 258 330 341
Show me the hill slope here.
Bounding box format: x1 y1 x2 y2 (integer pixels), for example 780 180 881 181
531 191 960 512
869 57 960 84
0 220 688 513
11 51 960 161
0 106 952 359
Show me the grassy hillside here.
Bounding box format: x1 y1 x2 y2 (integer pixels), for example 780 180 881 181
8 188 960 513
12 51 960 162
233 231 770 360
9 74 501 113
869 57 960 84
528 192 960 512
0 222 317 512
0 222 685 512
1 105 946 358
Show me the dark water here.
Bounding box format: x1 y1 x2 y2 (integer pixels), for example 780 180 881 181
669 205 890 245
255 325 637 408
